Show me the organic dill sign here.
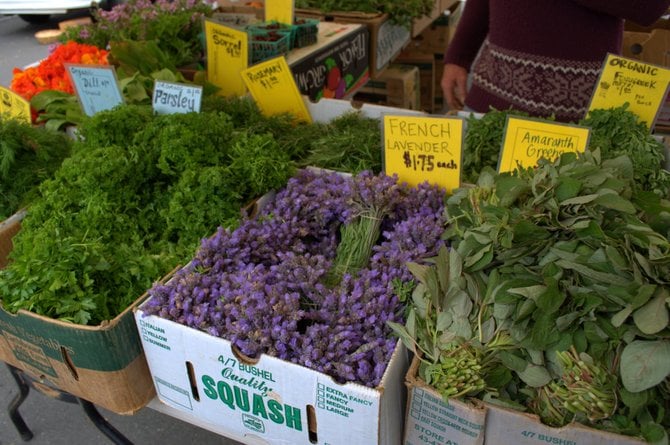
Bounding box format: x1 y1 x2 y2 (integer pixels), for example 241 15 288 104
382 115 463 193
498 116 590 173
66 64 123 116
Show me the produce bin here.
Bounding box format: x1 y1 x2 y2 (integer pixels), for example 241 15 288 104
135 301 409 445
0 212 155 415
403 355 486 445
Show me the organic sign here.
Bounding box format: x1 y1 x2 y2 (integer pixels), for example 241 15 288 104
66 64 123 116
265 0 294 25
0 86 31 124
241 56 312 123
498 117 590 173
588 54 670 128
204 19 248 96
382 115 463 193
152 81 203 115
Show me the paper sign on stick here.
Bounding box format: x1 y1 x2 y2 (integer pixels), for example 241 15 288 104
588 54 670 128
152 81 203 115
0 86 31 124
204 19 248 97
498 117 590 173
241 56 312 123
66 64 123 116
383 115 463 193
265 0 294 25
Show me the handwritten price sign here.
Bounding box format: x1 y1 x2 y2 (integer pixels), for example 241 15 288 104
204 19 248 96
383 115 463 193
265 0 294 25
241 56 311 123
498 116 590 173
66 64 123 116
0 86 31 124
588 54 670 128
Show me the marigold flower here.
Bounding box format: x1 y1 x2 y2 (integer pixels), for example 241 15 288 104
10 41 109 102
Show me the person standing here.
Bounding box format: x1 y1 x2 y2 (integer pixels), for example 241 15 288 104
441 0 670 122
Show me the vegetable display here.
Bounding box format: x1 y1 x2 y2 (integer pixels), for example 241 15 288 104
294 0 436 28
0 103 294 325
0 119 72 220
60 0 214 69
143 169 447 386
394 143 670 441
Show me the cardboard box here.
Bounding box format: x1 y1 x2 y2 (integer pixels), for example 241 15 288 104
0 210 23 269
293 10 410 79
622 29 670 67
404 355 647 445
405 1 463 57
484 403 645 445
135 302 408 445
394 50 436 112
0 212 155 415
410 0 452 39
404 356 486 445
356 64 421 110
286 22 370 101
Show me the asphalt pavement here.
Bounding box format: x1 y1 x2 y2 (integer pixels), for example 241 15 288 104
0 362 246 445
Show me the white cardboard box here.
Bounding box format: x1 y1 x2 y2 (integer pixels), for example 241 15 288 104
135 303 408 445
484 403 645 445
403 356 486 445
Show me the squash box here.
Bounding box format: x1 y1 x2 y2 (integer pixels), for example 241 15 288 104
0 211 155 415
134 299 408 445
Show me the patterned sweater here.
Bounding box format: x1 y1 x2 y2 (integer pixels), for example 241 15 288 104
444 0 670 122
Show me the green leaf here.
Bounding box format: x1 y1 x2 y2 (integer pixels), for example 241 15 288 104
555 177 582 201
611 305 633 328
517 363 552 387
620 340 670 392
593 189 636 213
559 193 599 206
535 279 564 314
435 311 452 332
407 262 430 285
498 350 527 373
632 289 669 335
387 321 417 354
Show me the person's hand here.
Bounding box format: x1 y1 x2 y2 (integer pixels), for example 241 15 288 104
441 64 468 111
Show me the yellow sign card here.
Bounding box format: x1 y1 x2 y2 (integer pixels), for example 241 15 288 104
265 0 294 25
588 54 670 128
383 115 463 193
204 19 248 96
498 117 590 173
0 86 31 124
241 56 311 123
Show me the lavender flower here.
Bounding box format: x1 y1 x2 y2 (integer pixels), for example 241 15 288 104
144 170 447 387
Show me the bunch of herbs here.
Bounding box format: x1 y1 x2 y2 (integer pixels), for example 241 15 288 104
0 119 72 219
294 0 435 28
395 148 670 442
0 104 294 325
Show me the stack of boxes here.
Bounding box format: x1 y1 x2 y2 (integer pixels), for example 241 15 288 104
354 0 463 113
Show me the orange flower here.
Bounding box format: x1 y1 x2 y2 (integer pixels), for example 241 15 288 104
10 41 109 102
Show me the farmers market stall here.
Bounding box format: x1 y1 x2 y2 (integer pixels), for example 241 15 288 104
1 0 670 444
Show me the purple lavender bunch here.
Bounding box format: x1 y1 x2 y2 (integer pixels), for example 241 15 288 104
144 169 447 387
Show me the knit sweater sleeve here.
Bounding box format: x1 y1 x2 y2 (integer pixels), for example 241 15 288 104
571 0 670 26
443 0 489 70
